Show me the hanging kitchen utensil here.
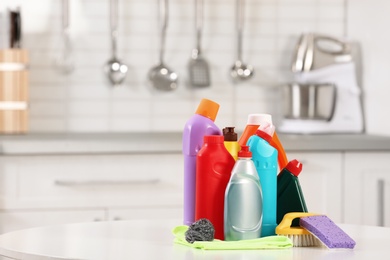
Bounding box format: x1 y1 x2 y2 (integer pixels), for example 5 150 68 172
104 0 128 86
148 0 178 91
187 0 210 88
230 0 254 82
55 0 74 74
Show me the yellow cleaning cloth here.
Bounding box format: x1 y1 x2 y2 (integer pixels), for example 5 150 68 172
172 225 293 250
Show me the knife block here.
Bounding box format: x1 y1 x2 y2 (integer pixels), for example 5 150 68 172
0 49 29 134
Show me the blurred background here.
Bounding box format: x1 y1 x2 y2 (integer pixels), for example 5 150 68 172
0 0 387 134
0 0 389 237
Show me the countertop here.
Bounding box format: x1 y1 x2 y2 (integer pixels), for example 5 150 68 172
1 132 390 155
0 219 388 260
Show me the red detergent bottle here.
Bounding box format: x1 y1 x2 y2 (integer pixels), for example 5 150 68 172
195 135 235 240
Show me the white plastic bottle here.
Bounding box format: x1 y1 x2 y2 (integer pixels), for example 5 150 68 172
224 146 263 241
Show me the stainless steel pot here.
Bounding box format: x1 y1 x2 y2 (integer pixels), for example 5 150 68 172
283 83 337 121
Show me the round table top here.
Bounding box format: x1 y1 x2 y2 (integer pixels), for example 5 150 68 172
0 219 388 260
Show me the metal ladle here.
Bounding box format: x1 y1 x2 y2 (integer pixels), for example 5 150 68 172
104 0 128 86
148 0 178 91
230 0 254 82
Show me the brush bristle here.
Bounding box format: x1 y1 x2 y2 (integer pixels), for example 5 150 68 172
279 234 321 247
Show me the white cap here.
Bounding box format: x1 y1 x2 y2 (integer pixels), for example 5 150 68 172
247 114 273 126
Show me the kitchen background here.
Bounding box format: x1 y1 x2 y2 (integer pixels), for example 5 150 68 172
1 0 387 135
0 0 390 236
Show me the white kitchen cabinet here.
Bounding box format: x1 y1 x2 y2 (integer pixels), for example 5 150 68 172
0 154 183 210
0 209 106 234
344 152 390 227
286 152 343 223
0 153 184 233
5 147 388 234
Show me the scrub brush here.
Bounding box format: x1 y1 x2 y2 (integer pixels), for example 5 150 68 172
275 212 321 247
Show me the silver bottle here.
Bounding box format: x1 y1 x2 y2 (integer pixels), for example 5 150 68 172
224 146 263 241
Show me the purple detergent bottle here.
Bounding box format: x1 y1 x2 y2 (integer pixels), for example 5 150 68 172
182 99 221 225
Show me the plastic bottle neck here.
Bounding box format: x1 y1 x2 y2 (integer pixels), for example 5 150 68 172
205 142 223 146
255 129 272 143
238 157 252 160
203 135 224 146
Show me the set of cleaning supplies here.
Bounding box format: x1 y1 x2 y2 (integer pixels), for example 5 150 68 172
181 98 355 249
276 212 356 249
224 146 263 241
183 103 295 240
182 98 221 226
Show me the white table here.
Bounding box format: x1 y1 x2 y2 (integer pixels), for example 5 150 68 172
0 219 388 260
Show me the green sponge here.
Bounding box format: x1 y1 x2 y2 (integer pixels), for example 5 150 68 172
172 225 293 250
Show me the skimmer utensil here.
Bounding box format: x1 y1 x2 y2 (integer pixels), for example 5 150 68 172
188 0 210 88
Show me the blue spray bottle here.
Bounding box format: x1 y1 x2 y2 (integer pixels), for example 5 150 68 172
247 123 278 237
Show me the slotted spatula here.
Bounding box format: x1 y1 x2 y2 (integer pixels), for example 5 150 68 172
188 0 211 88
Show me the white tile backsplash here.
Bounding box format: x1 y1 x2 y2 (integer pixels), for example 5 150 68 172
347 0 390 135
29 118 67 132
6 0 389 135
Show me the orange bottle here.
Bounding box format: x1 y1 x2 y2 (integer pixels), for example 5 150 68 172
238 114 267 147
239 114 288 170
270 132 288 170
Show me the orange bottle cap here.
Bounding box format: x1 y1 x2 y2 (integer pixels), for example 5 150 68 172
195 99 220 121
